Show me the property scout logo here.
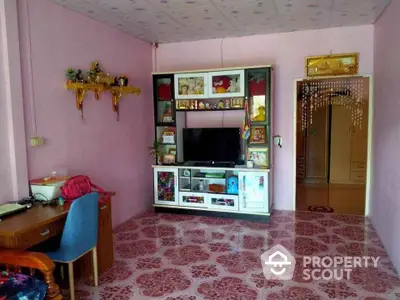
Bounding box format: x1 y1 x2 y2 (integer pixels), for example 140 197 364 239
260 244 380 281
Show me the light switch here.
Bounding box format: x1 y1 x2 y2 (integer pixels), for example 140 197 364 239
273 135 283 148
30 136 44 147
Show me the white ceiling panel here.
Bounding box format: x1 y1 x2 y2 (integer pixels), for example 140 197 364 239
50 0 392 43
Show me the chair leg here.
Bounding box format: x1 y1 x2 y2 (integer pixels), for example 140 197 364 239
60 264 64 281
92 247 99 287
68 262 75 300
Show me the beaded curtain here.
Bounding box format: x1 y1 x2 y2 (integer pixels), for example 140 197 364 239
299 77 365 131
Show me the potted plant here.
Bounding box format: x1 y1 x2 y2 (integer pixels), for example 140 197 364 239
149 139 164 164
65 68 77 83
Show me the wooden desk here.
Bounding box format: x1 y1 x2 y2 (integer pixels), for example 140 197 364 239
0 192 114 277
0 205 68 249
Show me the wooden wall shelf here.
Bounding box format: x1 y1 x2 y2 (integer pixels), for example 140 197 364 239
65 82 141 120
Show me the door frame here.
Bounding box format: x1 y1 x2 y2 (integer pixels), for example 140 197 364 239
292 75 374 216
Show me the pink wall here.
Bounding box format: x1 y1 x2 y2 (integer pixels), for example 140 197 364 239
371 0 400 272
157 25 374 210
17 0 153 227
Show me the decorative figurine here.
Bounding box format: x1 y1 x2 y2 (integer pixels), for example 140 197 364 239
205 103 210 109
198 101 205 109
75 69 85 83
194 100 198 110
190 101 195 110
118 76 129 87
225 99 231 108
212 76 230 94
187 77 196 95
252 105 266 122
227 175 239 194
217 100 225 109
227 78 240 93
213 104 218 109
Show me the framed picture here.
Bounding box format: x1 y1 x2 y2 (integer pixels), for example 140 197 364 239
208 70 245 98
247 147 268 167
249 126 266 144
250 95 266 122
162 132 175 144
163 154 175 164
231 97 244 108
174 73 208 99
305 53 359 77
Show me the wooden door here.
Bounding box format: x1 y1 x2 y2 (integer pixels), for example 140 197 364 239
296 97 306 181
305 106 329 183
350 96 368 183
329 103 352 183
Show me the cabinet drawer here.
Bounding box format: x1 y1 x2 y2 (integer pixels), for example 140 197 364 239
179 192 207 207
16 218 65 249
351 162 366 172
208 194 238 211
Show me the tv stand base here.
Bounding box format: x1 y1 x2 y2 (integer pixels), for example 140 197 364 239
154 205 270 223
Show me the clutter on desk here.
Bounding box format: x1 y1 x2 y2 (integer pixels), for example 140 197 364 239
30 174 70 201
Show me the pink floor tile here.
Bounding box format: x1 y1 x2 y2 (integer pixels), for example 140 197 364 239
62 210 400 299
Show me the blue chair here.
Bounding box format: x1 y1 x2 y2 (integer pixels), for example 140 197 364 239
45 192 99 300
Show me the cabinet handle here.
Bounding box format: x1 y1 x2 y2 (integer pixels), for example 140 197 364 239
100 205 108 210
40 229 50 236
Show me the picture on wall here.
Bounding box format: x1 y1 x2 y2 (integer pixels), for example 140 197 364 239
174 73 208 99
250 95 266 122
249 126 266 144
247 147 268 167
305 53 359 77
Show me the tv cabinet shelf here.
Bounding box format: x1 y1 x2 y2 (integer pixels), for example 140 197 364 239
153 165 271 221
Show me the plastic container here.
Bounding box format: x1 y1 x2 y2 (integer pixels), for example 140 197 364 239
30 176 70 201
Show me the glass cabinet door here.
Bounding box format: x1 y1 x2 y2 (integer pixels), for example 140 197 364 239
154 168 178 206
208 194 239 211
154 75 175 125
246 68 271 168
179 192 207 207
238 172 269 213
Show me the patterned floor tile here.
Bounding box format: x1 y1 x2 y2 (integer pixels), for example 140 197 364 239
65 211 400 299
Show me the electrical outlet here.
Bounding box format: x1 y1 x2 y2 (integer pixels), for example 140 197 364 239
30 136 44 147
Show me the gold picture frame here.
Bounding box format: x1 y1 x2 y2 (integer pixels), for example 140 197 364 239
247 147 268 167
249 126 266 144
305 53 359 77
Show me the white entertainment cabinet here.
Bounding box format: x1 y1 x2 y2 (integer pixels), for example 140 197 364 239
153 165 272 221
152 65 273 221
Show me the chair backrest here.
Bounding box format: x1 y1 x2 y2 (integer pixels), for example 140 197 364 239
60 192 99 258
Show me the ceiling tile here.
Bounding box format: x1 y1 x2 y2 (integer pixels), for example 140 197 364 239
49 0 391 43
274 0 333 15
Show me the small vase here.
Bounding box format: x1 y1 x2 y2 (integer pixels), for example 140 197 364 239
157 156 162 165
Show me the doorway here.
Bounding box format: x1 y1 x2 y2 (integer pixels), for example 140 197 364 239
295 77 370 215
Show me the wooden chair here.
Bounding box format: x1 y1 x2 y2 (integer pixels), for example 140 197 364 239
0 250 62 300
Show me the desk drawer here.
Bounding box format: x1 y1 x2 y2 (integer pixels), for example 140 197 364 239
16 218 65 249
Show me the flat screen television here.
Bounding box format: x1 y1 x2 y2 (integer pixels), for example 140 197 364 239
183 128 241 163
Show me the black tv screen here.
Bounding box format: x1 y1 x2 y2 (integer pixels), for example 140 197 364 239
183 128 241 163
